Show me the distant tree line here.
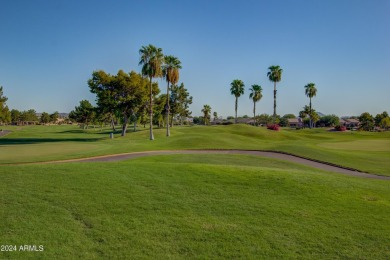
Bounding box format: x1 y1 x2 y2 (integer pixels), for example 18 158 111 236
224 66 321 128
1 54 389 133
358 111 390 131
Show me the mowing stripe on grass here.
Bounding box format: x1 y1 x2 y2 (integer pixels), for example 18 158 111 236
12 149 390 180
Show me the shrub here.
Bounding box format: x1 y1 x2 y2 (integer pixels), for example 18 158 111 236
267 124 280 131
319 114 340 127
334 125 346 131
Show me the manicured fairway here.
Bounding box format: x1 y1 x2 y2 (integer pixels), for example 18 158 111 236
1 154 389 259
1 125 390 175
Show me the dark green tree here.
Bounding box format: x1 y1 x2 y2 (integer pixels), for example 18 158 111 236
11 109 21 124
192 116 203 125
358 112 375 131
69 100 95 129
0 86 11 124
89 70 119 131
50 111 59 124
89 70 152 136
256 113 273 126
40 112 51 124
279 114 296 127
170 83 192 126
374 111 389 126
319 115 339 127
380 117 390 130
19 109 38 124
115 71 149 136
153 94 167 128
213 111 218 121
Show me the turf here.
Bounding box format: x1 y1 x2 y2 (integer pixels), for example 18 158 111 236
1 125 389 175
0 154 389 259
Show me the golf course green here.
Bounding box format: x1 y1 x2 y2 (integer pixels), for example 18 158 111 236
1 124 389 175
1 125 389 259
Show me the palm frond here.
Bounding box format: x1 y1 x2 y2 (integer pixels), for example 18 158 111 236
230 79 245 97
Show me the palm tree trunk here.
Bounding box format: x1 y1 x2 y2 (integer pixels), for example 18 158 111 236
235 97 238 124
121 114 128 136
309 97 312 129
166 81 170 137
110 114 115 131
253 101 256 126
149 77 154 140
273 82 277 122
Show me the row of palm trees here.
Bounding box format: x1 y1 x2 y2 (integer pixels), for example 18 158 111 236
229 66 281 124
138 44 318 136
229 65 318 128
229 80 264 124
138 44 182 140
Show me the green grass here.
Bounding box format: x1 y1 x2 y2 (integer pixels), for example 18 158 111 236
1 154 389 259
1 124 389 175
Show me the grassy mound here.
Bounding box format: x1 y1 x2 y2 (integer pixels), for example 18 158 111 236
1 124 390 175
1 154 389 259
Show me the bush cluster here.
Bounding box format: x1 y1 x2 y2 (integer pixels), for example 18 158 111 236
267 124 280 131
334 125 346 131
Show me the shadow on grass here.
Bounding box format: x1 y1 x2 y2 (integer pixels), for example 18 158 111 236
71 128 149 135
0 137 101 145
58 129 124 135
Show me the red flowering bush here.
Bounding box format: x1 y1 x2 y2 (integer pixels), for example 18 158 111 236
267 124 280 131
334 125 346 131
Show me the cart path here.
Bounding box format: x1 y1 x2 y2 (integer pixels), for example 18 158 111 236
34 149 390 180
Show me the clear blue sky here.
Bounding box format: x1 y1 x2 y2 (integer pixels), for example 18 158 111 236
1 0 389 117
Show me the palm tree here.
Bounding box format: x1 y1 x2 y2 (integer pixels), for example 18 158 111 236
163 55 181 137
304 83 317 128
201 105 211 125
249 84 263 125
139 44 164 140
213 111 218 121
267 65 283 122
230 79 245 123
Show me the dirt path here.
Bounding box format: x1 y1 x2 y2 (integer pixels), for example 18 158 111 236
39 149 389 180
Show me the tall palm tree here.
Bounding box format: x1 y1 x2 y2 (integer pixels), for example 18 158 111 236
139 44 164 140
230 79 245 124
267 65 283 122
249 84 263 125
201 105 211 125
304 83 317 128
163 55 181 137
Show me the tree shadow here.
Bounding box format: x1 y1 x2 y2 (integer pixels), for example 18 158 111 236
0 137 101 145
58 129 123 135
